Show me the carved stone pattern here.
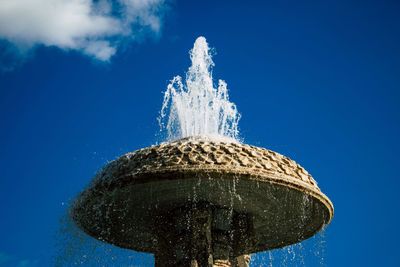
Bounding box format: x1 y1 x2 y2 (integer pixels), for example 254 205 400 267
94 137 318 189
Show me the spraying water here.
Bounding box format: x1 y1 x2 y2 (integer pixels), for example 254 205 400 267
159 36 241 142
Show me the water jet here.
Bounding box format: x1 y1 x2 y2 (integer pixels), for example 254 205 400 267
71 37 333 267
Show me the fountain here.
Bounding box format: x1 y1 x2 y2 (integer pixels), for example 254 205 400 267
71 37 333 266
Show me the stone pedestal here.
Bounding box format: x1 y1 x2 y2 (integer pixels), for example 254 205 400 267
155 204 250 267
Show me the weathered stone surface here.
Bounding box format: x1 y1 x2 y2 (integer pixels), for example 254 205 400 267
72 136 333 264
92 137 319 189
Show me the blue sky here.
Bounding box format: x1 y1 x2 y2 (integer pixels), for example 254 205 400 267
1 0 399 266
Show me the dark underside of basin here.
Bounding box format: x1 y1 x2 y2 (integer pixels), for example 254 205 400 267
72 170 332 256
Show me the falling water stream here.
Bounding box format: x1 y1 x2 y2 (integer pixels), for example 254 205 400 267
56 37 326 266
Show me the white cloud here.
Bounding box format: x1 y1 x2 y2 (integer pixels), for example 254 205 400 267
0 0 167 63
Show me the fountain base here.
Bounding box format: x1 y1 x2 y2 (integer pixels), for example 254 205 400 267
155 203 250 267
71 137 333 266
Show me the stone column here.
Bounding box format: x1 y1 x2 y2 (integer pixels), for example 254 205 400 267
211 207 251 267
155 204 213 267
154 204 251 267
212 207 232 262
